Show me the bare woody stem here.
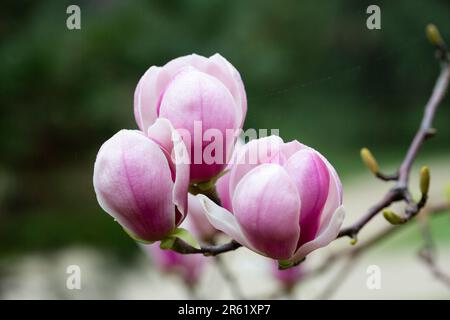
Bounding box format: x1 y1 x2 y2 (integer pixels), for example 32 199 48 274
303 202 450 284
177 26 449 257
171 238 241 256
338 43 450 240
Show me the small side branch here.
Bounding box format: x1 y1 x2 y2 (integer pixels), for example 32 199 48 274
172 238 242 256
300 202 450 299
338 36 450 241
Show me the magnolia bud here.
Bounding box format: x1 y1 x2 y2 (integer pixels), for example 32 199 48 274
198 136 345 263
360 148 379 175
383 210 405 225
134 54 247 182
420 166 430 196
426 24 444 47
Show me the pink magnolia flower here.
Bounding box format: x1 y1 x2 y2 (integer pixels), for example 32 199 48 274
185 139 245 241
197 136 345 263
215 138 244 212
186 193 218 242
93 119 189 242
143 243 206 287
134 54 247 182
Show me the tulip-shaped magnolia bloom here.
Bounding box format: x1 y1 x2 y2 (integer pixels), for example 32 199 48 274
134 54 247 182
93 119 189 241
198 136 345 263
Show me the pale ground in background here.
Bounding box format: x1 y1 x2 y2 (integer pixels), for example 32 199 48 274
2 156 449 299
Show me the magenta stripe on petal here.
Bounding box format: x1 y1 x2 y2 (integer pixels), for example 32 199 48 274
283 149 330 247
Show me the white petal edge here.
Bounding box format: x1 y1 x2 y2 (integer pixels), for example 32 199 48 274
228 135 284 196
196 194 260 254
208 53 246 129
147 117 174 152
147 118 190 217
135 66 161 132
297 145 343 228
289 205 345 263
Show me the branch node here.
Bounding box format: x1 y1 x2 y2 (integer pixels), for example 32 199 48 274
425 128 437 139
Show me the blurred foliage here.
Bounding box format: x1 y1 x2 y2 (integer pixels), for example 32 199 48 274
0 0 449 257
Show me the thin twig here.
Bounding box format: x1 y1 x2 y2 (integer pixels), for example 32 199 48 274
299 202 450 298
177 27 449 257
171 238 241 256
376 171 399 182
338 45 450 240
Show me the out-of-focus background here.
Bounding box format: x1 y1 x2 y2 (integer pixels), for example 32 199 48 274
0 0 449 299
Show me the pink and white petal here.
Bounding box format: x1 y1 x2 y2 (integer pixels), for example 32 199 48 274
233 164 301 260
207 53 247 128
146 118 175 152
134 56 210 133
283 149 330 246
215 170 233 212
185 193 218 240
172 129 190 218
164 53 247 129
147 118 190 217
93 130 176 241
315 152 343 228
318 168 342 229
289 206 345 263
196 194 258 252
134 66 168 132
215 139 245 213
158 70 236 137
293 145 343 229
229 135 285 195
280 140 306 160
158 69 237 181
161 54 209 79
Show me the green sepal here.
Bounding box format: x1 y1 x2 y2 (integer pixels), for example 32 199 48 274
278 260 294 270
160 228 200 252
190 169 230 193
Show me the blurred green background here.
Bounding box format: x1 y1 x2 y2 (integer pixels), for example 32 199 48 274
0 0 449 298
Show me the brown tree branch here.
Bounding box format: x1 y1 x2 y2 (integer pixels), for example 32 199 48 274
299 202 450 299
170 238 241 256
175 26 449 259
338 41 450 240
417 206 450 288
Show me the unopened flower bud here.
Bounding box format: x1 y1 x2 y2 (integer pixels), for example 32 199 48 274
360 148 379 175
420 166 430 196
426 24 444 47
383 210 405 225
198 136 345 263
